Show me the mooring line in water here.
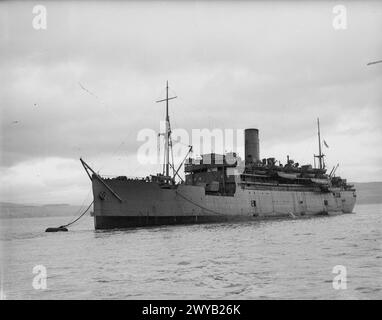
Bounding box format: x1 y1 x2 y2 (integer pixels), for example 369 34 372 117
45 201 94 232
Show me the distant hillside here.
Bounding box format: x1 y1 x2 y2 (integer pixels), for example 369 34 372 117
352 182 382 205
0 202 91 219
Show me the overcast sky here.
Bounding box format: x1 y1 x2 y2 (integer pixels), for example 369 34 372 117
1 1 381 204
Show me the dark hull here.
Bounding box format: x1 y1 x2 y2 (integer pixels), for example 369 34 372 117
93 212 331 229
91 179 356 230
94 215 254 229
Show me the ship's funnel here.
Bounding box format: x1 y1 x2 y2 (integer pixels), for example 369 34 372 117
245 128 260 165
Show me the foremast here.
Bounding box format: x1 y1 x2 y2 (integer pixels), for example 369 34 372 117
156 81 177 178
314 118 325 170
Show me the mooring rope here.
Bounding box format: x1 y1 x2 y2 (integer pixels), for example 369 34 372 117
58 200 94 228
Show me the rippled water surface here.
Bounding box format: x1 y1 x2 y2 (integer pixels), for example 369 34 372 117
1 203 381 299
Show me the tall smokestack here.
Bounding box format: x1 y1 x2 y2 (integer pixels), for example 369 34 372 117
245 128 260 165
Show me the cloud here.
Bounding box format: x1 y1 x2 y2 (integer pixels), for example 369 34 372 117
1 1 382 203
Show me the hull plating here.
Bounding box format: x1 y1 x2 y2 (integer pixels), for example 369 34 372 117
92 179 356 229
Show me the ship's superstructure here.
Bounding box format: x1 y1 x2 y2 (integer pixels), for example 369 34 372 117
81 83 356 229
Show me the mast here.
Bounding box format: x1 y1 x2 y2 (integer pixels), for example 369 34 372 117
156 81 177 177
314 117 325 170
165 81 169 177
317 118 322 169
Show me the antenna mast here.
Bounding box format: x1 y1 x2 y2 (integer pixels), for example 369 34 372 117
156 81 177 177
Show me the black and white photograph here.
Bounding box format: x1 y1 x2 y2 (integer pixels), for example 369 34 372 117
1 0 381 306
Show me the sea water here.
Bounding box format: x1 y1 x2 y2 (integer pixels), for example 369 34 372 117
1 203 381 299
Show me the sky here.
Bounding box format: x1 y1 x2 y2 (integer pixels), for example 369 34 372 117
1 1 381 204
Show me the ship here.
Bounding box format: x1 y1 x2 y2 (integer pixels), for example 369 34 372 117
80 82 356 229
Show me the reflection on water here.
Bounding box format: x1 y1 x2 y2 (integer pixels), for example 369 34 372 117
1 204 381 299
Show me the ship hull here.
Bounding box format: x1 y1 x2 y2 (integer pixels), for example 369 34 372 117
94 214 269 229
92 178 356 229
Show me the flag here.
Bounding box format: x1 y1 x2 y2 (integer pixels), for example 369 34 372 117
323 140 329 148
